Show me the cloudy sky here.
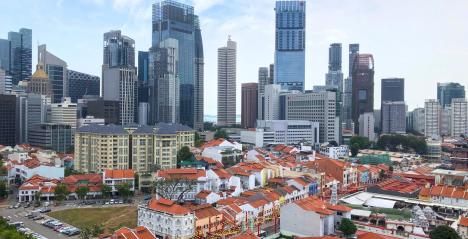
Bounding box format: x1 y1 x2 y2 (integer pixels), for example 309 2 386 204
1 0 467 115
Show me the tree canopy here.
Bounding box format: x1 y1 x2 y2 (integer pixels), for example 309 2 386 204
0 218 34 239
54 183 70 203
177 146 194 166
429 225 461 239
76 187 89 201
376 134 427 154
339 218 357 236
116 183 132 200
214 129 228 139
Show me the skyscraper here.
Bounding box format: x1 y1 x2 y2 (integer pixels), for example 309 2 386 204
343 44 359 130
138 51 149 103
258 66 274 121
0 94 17 146
450 98 467 137
437 82 465 108
152 0 204 130
217 37 237 126
8 28 32 84
0 69 12 94
102 30 137 125
351 54 374 134
325 43 343 93
67 70 100 102
381 78 405 134
274 0 306 91
424 99 440 138
241 83 258 129
28 63 51 97
38 44 68 103
381 78 404 102
381 101 406 134
0 39 11 72
103 30 135 68
149 38 179 124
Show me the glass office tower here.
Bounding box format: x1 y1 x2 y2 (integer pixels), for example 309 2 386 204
274 0 306 92
152 0 204 130
8 28 32 84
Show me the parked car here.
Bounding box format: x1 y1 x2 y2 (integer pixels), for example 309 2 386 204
32 215 44 221
39 208 51 213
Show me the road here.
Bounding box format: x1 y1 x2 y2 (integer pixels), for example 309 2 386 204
0 206 79 239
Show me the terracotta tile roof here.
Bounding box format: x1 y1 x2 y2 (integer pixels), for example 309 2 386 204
62 174 102 184
296 236 340 239
195 190 212 199
212 168 232 179
460 217 468 227
157 168 206 180
426 185 467 199
104 169 134 179
147 198 191 215
294 197 334 216
112 226 156 239
273 144 286 152
249 199 269 209
202 138 226 148
191 204 222 219
419 187 430 197
23 158 41 169
326 203 352 212
357 231 399 239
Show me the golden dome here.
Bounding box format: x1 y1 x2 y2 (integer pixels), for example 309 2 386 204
32 65 48 79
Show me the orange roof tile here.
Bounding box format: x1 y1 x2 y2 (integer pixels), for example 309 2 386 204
460 217 468 227
147 198 191 215
105 169 134 179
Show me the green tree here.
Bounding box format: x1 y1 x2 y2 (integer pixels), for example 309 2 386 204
429 225 461 239
177 146 193 166
34 191 42 207
339 218 357 236
79 227 92 239
0 181 8 199
0 217 34 239
54 183 70 203
350 143 360 157
101 184 112 199
116 183 132 200
350 136 371 149
194 132 204 147
134 172 139 189
76 186 89 201
214 129 228 139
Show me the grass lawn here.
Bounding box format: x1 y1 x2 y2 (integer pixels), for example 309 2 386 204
48 206 137 233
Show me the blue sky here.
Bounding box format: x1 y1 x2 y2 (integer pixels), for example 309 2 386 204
1 0 467 115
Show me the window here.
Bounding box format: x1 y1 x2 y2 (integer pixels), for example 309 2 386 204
358 90 367 101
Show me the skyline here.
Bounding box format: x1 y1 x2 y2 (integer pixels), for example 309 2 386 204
1 0 467 115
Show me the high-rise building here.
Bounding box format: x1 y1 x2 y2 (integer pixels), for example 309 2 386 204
38 44 68 103
28 63 51 97
74 123 194 172
425 99 441 138
381 78 404 102
359 112 375 142
241 83 258 128
103 30 135 68
17 93 50 143
351 54 374 134
437 82 465 108
28 123 72 153
67 70 100 102
102 66 137 125
149 38 179 124
87 99 120 124
263 84 283 121
49 97 77 130
0 94 17 146
381 101 406 134
274 0 306 91
0 39 11 73
326 43 343 93
450 98 467 137
285 91 338 143
217 37 237 126
258 66 274 121
348 44 359 77
8 28 32 84
440 107 451 136
410 108 425 135
152 0 204 130
0 69 12 94
138 51 149 103
102 30 137 125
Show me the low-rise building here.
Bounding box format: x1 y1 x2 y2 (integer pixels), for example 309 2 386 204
240 120 320 147
103 169 135 194
110 226 157 239
280 196 351 237
138 198 195 239
319 143 349 159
